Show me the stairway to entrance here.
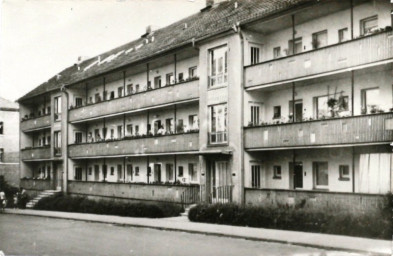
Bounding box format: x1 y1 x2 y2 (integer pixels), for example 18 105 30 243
26 189 61 209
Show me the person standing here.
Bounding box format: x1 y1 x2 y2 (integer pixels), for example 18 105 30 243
0 190 6 211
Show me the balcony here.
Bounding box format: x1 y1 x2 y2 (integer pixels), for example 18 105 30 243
20 178 53 191
69 79 199 123
21 114 51 132
244 113 393 149
21 146 51 161
245 31 393 88
68 132 199 158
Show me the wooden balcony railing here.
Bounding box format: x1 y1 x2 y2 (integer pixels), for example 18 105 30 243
69 79 199 122
21 146 51 161
68 132 199 158
245 31 393 88
244 113 393 149
21 114 51 132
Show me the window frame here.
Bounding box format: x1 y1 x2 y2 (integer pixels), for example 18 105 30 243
338 28 348 43
74 131 83 144
360 15 378 36
208 45 228 88
251 164 261 188
273 165 282 179
339 165 350 181
313 162 329 189
208 103 228 144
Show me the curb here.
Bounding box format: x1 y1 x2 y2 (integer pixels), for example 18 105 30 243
4 210 391 256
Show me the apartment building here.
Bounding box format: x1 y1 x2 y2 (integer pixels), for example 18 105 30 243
18 0 392 211
0 97 19 187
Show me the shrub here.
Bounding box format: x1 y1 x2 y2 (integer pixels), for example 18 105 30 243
0 175 19 208
34 194 182 218
189 194 393 240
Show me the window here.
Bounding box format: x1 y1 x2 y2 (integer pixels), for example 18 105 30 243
95 93 101 103
209 104 227 144
337 95 349 112
135 166 139 176
54 96 62 121
288 37 302 55
166 164 174 181
339 165 350 181
117 165 122 180
250 46 260 65
110 167 114 176
126 124 133 135
273 166 282 179
74 131 83 144
135 125 139 135
0 148 3 162
165 118 174 133
189 163 197 182
313 162 329 188
127 164 133 181
361 88 379 114
188 115 198 130
338 28 348 43
88 167 92 176
209 46 228 87
75 97 83 108
127 84 133 95
154 76 162 89
103 128 107 139
117 125 123 139
75 167 82 180
251 165 261 188
178 166 184 177
273 106 281 119
47 136 51 146
189 66 197 78
54 131 61 156
118 87 123 98
315 95 330 119
250 105 260 125
0 122 3 134
178 72 184 82
177 119 184 133
135 84 140 93
312 30 328 49
110 91 115 100
110 129 115 139
103 165 107 180
273 47 281 59
166 73 174 85
360 16 378 35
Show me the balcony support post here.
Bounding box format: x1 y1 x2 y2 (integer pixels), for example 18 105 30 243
174 154 177 182
174 104 177 133
352 146 355 193
174 54 177 83
292 82 295 123
351 70 354 116
147 156 150 184
291 14 295 55
350 0 354 40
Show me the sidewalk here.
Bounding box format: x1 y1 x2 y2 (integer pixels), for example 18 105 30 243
4 209 391 255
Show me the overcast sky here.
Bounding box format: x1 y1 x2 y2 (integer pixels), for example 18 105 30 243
0 0 205 102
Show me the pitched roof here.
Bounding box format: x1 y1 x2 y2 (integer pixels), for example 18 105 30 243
18 0 312 102
0 97 19 110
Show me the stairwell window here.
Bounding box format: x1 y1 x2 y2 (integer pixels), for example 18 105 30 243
54 131 61 156
251 165 261 188
208 104 227 144
54 96 61 121
250 46 260 65
209 45 227 88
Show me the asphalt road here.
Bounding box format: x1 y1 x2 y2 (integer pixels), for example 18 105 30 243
0 214 365 256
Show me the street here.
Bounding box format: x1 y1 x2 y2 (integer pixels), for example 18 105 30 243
0 214 365 256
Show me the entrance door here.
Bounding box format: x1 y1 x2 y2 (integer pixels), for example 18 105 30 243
290 162 303 189
295 101 303 122
94 165 99 181
154 164 161 182
210 161 231 203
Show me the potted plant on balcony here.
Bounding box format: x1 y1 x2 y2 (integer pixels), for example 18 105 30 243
327 97 338 117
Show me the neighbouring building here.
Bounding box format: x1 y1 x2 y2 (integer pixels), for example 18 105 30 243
18 0 393 211
0 97 20 187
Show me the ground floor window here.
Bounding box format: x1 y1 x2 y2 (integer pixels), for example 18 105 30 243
251 165 261 188
313 162 328 189
75 167 82 180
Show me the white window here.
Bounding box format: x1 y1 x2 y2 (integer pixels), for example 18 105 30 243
250 46 260 65
313 162 329 189
273 47 281 59
188 115 199 130
360 16 378 35
0 148 3 162
126 124 133 136
250 105 260 125
339 165 350 181
118 87 123 97
189 66 197 78
312 30 328 49
166 73 174 85
361 88 380 114
154 76 162 89
251 165 261 188
315 95 330 119
209 46 228 88
338 28 348 43
288 38 302 55
209 104 227 144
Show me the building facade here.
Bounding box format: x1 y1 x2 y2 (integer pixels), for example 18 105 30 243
18 0 392 209
0 97 19 187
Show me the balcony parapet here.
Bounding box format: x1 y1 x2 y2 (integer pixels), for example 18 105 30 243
21 146 51 161
244 112 393 149
20 178 53 191
69 78 199 123
68 132 199 158
21 114 51 132
245 30 393 88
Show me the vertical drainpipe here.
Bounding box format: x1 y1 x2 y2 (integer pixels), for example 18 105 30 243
239 25 245 206
350 0 354 40
352 146 355 193
351 71 354 116
60 85 69 193
292 82 295 122
174 104 177 133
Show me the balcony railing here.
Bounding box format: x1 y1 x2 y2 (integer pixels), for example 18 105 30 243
245 31 393 88
20 178 53 191
68 132 199 158
21 114 51 132
244 112 393 149
69 78 199 123
21 146 51 161
68 180 199 203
